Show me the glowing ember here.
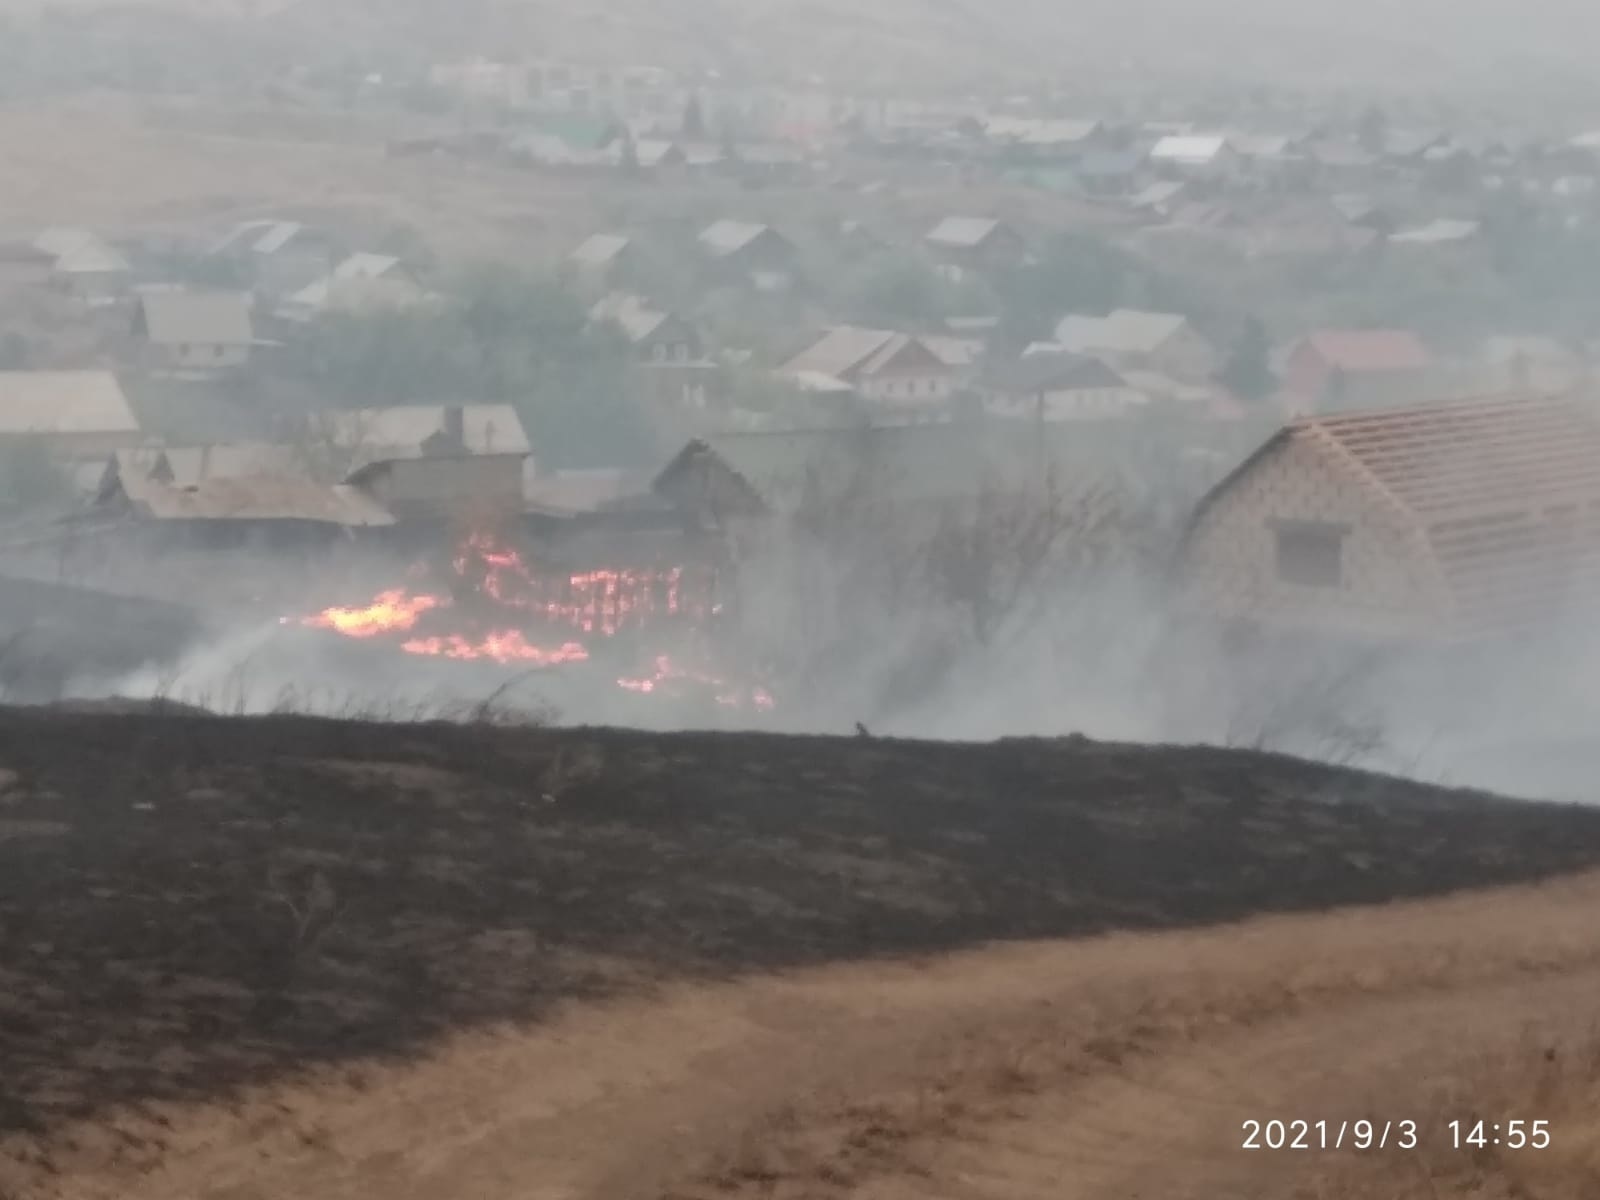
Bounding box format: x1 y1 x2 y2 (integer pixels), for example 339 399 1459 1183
302 589 444 638
401 632 591 667
618 655 775 711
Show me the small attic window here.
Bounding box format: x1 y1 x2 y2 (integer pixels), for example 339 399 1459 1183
1271 518 1348 588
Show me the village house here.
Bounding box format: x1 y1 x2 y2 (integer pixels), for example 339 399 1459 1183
589 292 717 408
33 229 131 302
317 404 532 518
778 326 958 410
567 233 635 293
695 221 798 291
0 370 142 460
981 117 1106 162
209 220 341 297
1148 135 1238 176
281 254 428 321
978 351 1145 421
1054 309 1218 381
923 217 1027 275
1283 329 1434 411
1176 394 1600 642
133 291 256 375
0 240 57 292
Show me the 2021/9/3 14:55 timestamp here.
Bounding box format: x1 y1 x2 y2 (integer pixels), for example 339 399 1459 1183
1241 1119 1552 1150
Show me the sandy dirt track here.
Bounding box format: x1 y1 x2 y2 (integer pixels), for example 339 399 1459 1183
12 869 1600 1200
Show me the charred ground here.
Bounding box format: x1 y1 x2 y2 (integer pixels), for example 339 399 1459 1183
3 710 1600 1139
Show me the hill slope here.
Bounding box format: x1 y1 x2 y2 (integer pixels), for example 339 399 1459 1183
3 710 1600 1147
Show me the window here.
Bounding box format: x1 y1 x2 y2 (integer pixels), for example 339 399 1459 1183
1273 520 1347 588
652 342 667 362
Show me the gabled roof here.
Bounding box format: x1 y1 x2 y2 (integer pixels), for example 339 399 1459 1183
1149 135 1231 165
570 233 631 267
924 216 1006 249
0 371 139 436
286 254 418 313
40 231 131 275
588 292 670 343
210 220 315 257
110 443 303 489
698 220 778 258
1131 180 1187 209
982 351 1126 394
1299 329 1432 372
136 291 255 347
779 326 945 382
1056 309 1192 356
1389 219 1481 245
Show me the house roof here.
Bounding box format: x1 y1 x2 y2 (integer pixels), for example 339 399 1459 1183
1149 135 1230 165
48 235 131 275
1300 330 1432 372
983 117 1101 147
1131 180 1187 208
698 220 774 258
779 326 944 382
924 216 1004 249
287 254 417 313
589 292 669 343
1186 394 1600 636
982 351 1126 394
137 291 255 347
316 404 531 463
570 233 631 267
0 371 139 436
1076 148 1146 179
210 220 312 257
1056 309 1191 356
111 443 303 489
1301 396 1600 634
654 422 1151 516
115 473 394 526
1389 219 1481 245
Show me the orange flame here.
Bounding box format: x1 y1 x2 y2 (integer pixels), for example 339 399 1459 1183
303 589 444 638
401 632 591 667
618 655 775 711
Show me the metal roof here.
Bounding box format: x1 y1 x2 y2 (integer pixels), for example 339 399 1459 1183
1056 309 1190 356
137 291 255 347
0 371 139 436
569 233 631 266
697 220 774 258
317 404 531 462
1149 135 1230 165
1389 219 1481 245
118 473 395 526
924 216 1002 248
588 292 668 343
779 326 899 380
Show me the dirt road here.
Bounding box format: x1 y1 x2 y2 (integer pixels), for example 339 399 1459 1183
11 869 1600 1200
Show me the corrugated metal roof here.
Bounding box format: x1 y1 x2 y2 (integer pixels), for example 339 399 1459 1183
138 291 255 347
0 371 139 436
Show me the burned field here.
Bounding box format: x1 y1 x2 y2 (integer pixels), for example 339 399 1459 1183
4 712 1600 1140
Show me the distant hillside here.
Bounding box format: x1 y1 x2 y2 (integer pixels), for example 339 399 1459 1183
3 0 1598 97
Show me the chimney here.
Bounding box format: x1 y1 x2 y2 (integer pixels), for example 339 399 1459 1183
443 405 466 448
